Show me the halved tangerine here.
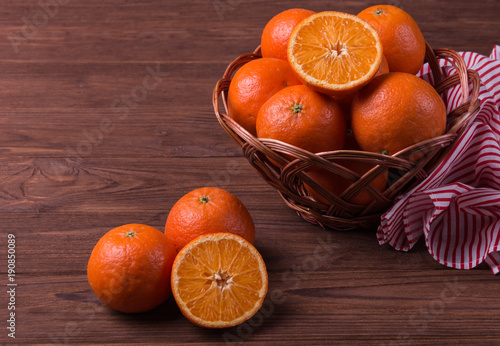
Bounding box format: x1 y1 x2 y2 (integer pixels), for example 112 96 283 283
287 11 383 98
171 233 268 328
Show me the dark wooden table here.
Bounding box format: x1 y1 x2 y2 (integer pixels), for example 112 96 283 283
1 0 499 344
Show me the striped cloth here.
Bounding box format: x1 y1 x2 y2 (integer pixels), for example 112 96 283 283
377 45 500 274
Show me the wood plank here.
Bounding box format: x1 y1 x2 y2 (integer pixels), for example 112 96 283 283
0 209 491 275
0 0 496 64
0 107 241 158
0 157 280 212
5 271 499 344
0 62 220 108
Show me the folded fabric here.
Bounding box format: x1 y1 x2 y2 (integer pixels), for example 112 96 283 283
377 45 500 274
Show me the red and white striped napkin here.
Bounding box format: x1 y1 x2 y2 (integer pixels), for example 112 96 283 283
377 45 500 274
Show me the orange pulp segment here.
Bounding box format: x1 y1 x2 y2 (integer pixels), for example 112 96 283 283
287 11 383 97
171 233 268 328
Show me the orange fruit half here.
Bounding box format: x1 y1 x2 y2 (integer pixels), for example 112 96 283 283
287 11 383 98
171 233 268 328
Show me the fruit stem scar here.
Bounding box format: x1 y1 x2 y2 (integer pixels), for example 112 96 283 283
290 103 303 114
375 8 384 15
126 231 135 237
199 196 210 204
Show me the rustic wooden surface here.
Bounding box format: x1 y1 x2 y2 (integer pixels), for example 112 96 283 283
0 0 499 344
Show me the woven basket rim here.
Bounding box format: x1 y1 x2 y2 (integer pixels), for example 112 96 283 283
213 42 482 230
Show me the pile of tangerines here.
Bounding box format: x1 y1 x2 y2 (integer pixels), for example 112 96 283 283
88 187 263 328
229 5 447 205
87 5 448 329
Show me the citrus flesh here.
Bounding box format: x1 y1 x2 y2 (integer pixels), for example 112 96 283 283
287 11 383 97
171 233 268 328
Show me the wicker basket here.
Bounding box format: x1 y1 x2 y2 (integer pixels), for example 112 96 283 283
213 43 481 231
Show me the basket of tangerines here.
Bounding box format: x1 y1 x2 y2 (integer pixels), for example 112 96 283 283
213 5 481 230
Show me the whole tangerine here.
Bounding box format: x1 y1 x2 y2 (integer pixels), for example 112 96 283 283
256 84 346 156
351 72 447 156
358 5 426 74
228 57 301 136
87 224 177 313
261 8 315 60
165 187 255 252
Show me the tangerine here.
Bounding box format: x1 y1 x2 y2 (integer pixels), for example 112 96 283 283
87 224 177 313
358 5 426 74
287 11 383 98
165 187 255 252
261 8 315 60
228 57 301 136
351 72 447 156
256 84 346 156
171 233 268 328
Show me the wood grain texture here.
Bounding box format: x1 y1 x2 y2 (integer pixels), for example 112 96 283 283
0 0 499 344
